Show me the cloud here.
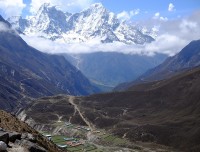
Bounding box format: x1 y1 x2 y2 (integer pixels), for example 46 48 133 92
153 12 168 21
145 34 187 56
0 22 10 32
179 20 197 34
20 33 187 57
168 3 175 12
20 11 200 57
19 33 186 57
154 12 160 18
117 9 140 21
0 0 26 18
30 0 95 14
20 34 155 56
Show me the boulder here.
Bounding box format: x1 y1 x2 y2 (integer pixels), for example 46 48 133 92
0 132 9 144
9 132 21 143
0 141 7 151
21 139 46 152
21 133 36 143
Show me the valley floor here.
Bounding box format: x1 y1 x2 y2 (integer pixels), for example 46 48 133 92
39 121 177 152
30 96 177 152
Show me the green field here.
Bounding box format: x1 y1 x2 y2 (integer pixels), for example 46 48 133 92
41 123 131 152
100 134 129 146
52 135 68 145
67 145 84 152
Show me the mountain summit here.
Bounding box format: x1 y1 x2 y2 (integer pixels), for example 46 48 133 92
8 3 155 44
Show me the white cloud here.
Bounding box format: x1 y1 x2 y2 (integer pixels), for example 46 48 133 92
20 11 200 57
117 9 140 21
145 34 187 56
130 9 140 16
153 12 168 21
20 33 182 57
19 33 187 57
20 34 156 56
179 20 197 34
0 22 10 32
30 0 95 14
154 12 160 18
0 0 26 18
168 3 175 12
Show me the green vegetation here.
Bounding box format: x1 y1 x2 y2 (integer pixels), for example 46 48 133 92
52 135 68 145
46 123 131 152
99 134 129 147
67 145 84 152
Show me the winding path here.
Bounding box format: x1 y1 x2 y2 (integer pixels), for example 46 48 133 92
68 96 95 131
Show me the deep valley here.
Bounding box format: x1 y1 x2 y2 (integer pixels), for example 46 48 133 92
0 1 200 152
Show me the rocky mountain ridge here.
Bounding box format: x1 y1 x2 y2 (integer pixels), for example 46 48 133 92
8 3 155 44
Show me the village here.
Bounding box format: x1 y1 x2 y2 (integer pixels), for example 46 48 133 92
41 121 134 152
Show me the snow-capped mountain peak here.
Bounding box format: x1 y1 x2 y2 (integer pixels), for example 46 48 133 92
8 3 156 44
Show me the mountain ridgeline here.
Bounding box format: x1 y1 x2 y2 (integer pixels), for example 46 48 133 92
63 52 167 91
0 15 99 111
8 3 155 44
115 40 200 91
7 3 168 91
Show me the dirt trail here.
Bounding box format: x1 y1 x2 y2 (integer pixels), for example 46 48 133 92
68 96 95 130
19 78 33 99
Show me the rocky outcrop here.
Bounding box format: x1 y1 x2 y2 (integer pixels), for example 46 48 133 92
0 125 46 152
0 110 65 152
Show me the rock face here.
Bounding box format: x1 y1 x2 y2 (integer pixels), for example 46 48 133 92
0 15 99 111
8 3 155 44
0 128 47 152
0 110 64 152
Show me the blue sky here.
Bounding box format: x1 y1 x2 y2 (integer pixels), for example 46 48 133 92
100 0 200 13
100 0 200 20
0 0 199 20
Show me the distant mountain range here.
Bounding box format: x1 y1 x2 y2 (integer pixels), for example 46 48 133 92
6 3 167 91
115 39 200 90
63 52 167 91
8 3 155 44
0 15 99 111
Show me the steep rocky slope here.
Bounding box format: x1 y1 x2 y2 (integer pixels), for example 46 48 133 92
0 110 64 152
